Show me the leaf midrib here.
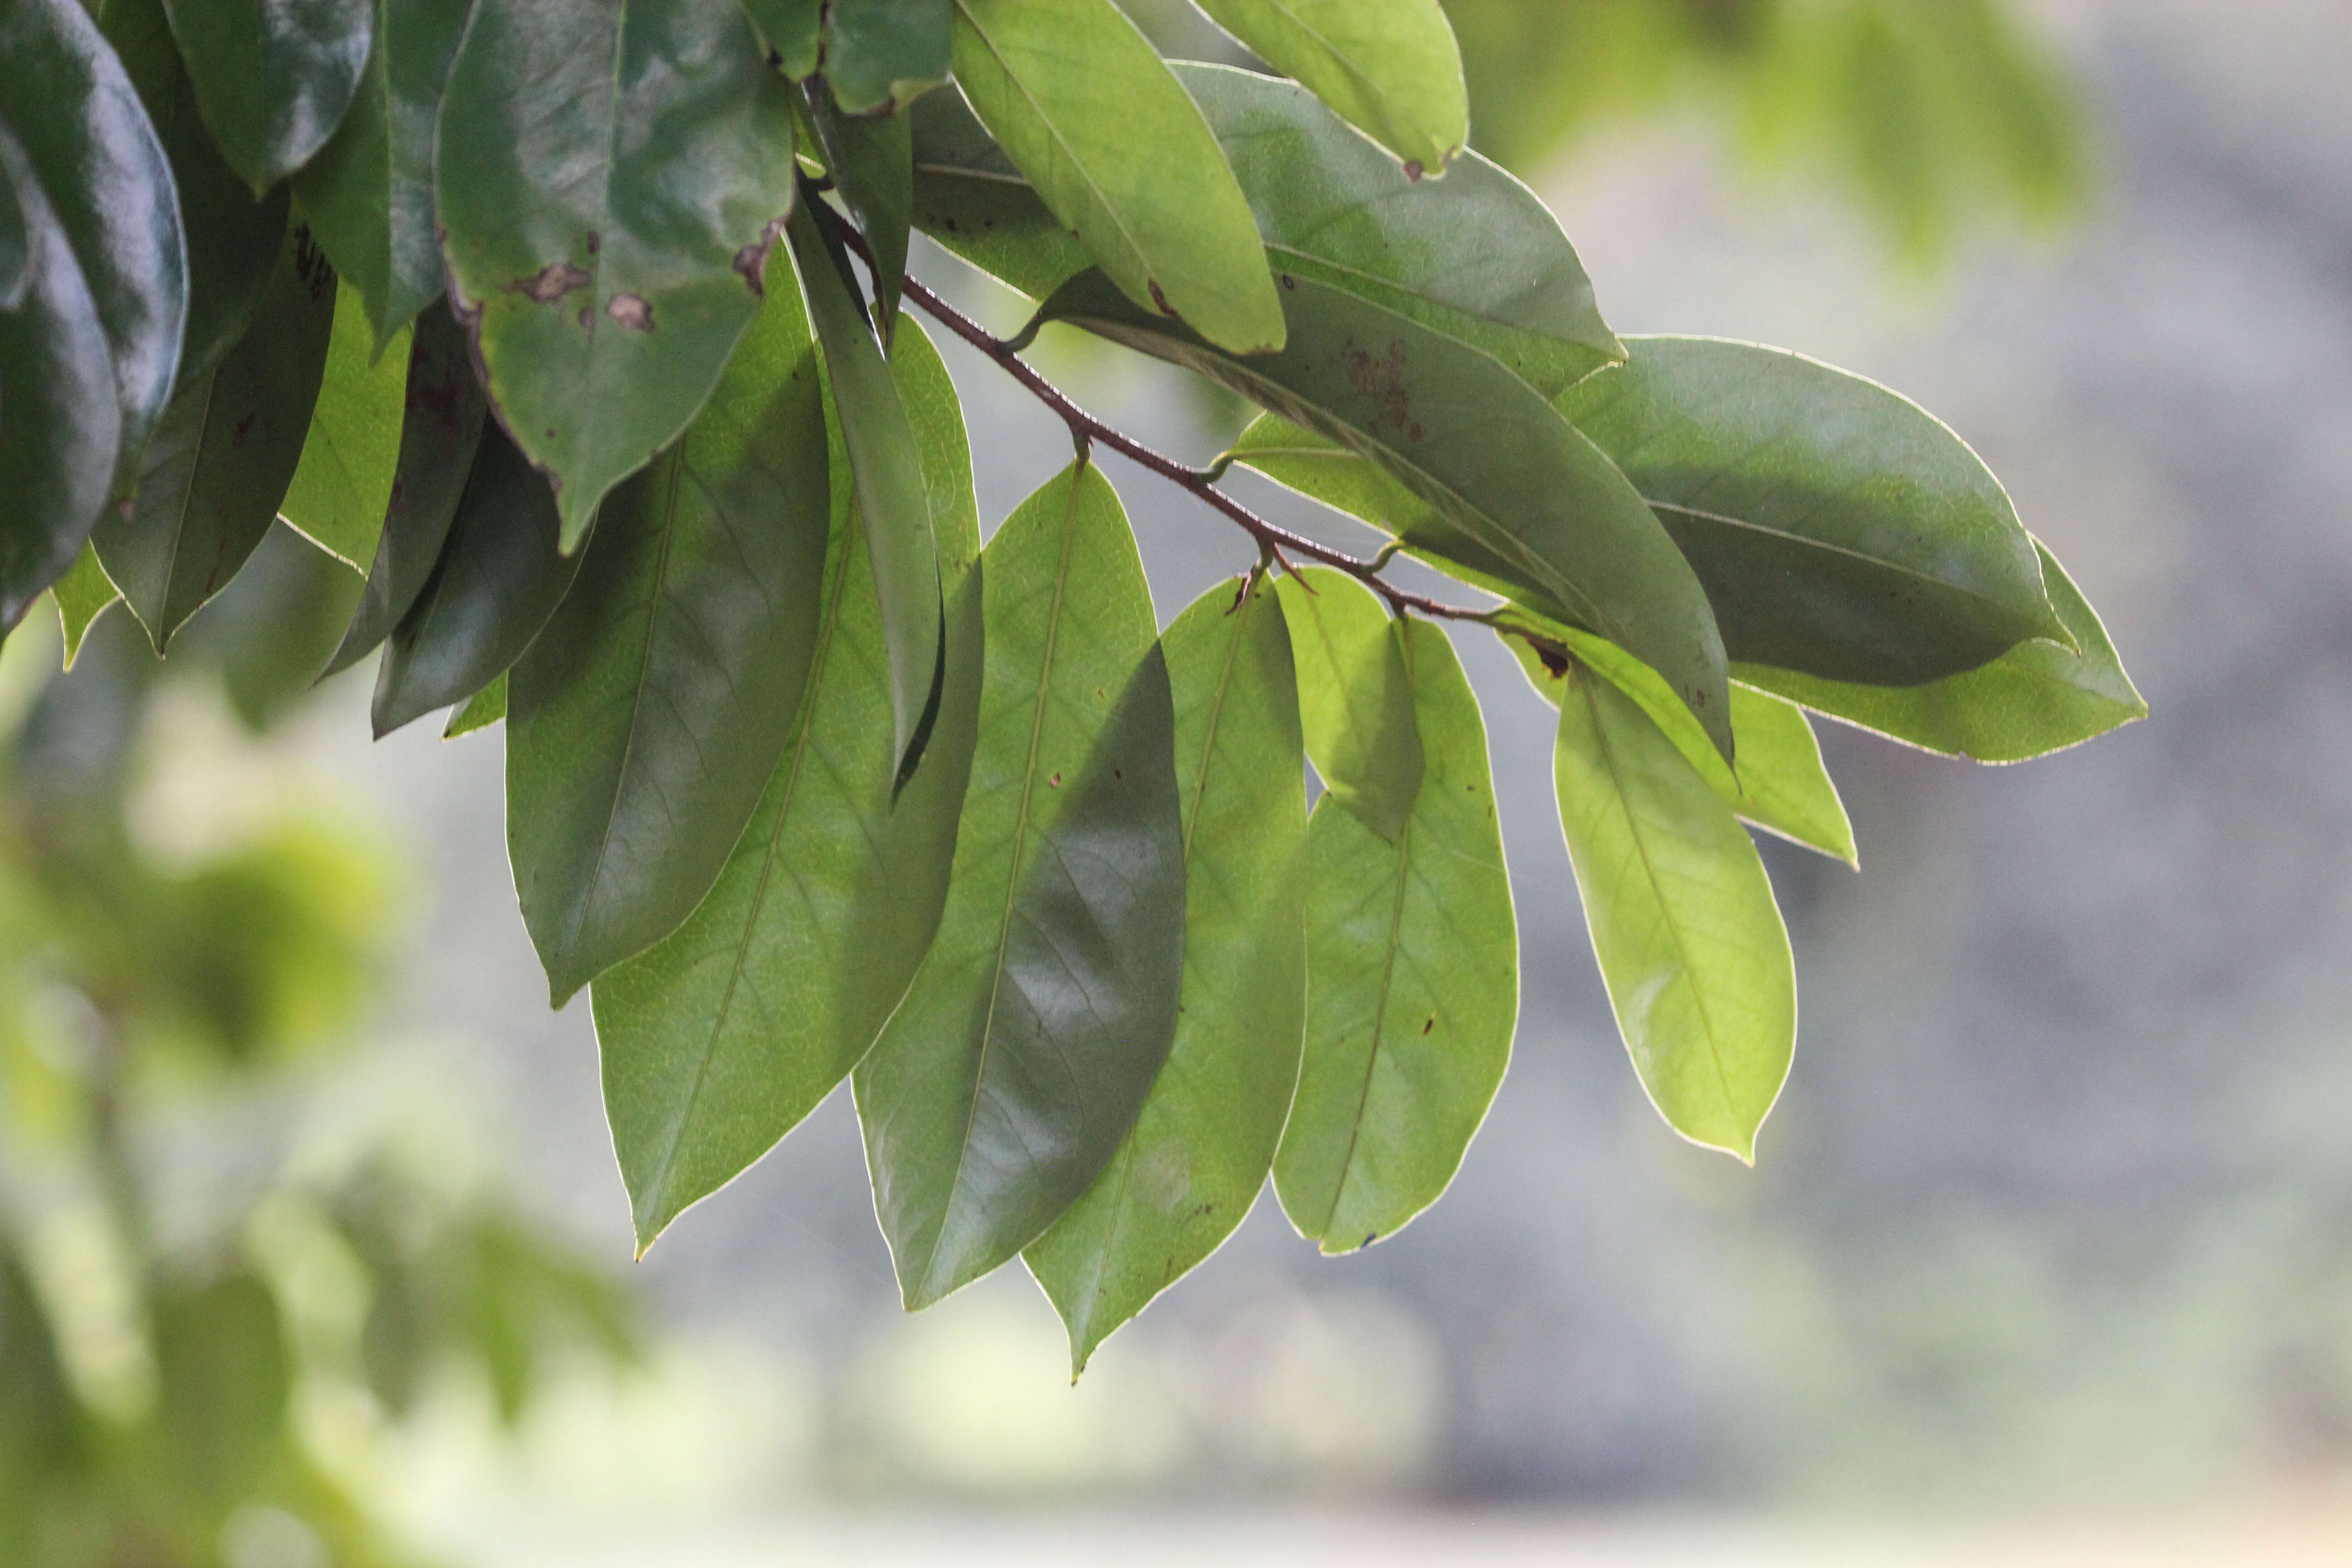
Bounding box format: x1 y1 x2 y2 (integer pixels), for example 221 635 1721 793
1646 497 2031 620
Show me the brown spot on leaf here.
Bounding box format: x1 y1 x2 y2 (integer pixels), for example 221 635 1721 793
941 216 960 233
1279 273 1296 290
585 230 600 255
1422 1015 1435 1035
607 292 653 331
1340 337 1413 440
577 305 591 328
1403 159 1425 184
230 412 258 448
1049 772 1062 788
1147 279 1173 316
510 261 591 303
734 214 788 294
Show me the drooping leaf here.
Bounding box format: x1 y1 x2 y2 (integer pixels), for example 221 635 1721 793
1557 336 2070 685
1274 615 1515 1253
1040 268 1733 756
0 127 119 632
823 0 951 115
1026 572 1308 1374
1192 0 1467 177
1273 567 1421 842
855 460 1184 1309
292 0 475 348
280 279 410 570
93 222 336 651
1742 538 2144 763
159 0 371 192
509 247 834 1006
323 299 487 678
740 0 820 78
436 0 799 548
1552 659 1795 1162
597 316 984 1249
907 86 1092 299
370 423 583 737
48 546 120 669
786 198 942 784
0 0 188 487
801 78 912 340
442 670 504 737
950 0 1284 354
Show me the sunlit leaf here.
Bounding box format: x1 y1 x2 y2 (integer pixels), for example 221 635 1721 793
1273 567 1421 842
1192 0 1467 176
47 546 120 670
802 78 912 340
280 279 410 570
442 670 504 737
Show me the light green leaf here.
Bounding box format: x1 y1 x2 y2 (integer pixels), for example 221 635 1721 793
93 222 337 652
1026 572 1308 1374
443 671 504 737
1192 0 1467 176
1039 269 1732 757
1274 616 1515 1253
48 546 119 669
436 0 799 548
280 279 409 570
1552 660 1795 1162
802 78 912 341
160 0 372 192
509 247 833 1006
596 316 985 1248
855 460 1184 1309
1273 567 1421 842
1741 538 2144 763
950 0 1284 354
740 0 820 78
823 0 951 115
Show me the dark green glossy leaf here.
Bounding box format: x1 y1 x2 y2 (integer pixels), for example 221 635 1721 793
802 78 912 341
1192 0 1467 176
93 223 335 650
0 157 24 309
741 0 820 78
1273 566 1421 842
48 545 119 669
1553 659 1794 1162
1741 538 2144 763
1557 336 2069 685
280 279 408 569
370 423 583 737
292 0 473 348
160 0 371 192
510 247 834 1005
0 127 118 631
1041 268 1733 756
1274 614 1514 1253
597 316 984 1248
98 0 289 392
151 1271 290 1501
436 0 799 548
855 460 1183 1309
443 669 504 737
0 0 188 485
1027 572 1308 1374
824 0 950 114
787 198 942 783
950 0 1284 354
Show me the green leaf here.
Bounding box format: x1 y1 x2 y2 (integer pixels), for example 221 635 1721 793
950 0 1284 354
280 279 410 570
92 222 336 651
1274 615 1515 1253
1500 616 1855 867
151 1271 291 1502
48 545 120 669
509 247 834 1006
442 670 505 737
1192 0 1467 176
98 0 291 393
1026 572 1308 1374
1552 659 1795 1162
1740 538 2144 763
370 423 583 736
786 198 943 784
801 78 912 341
1273 567 1421 842
907 86 1093 299
323 298 488 677
1557 336 2070 685
741 0 821 78
596 315 985 1249
0 127 118 632
159 0 371 192
0 155 24 309
0 0 188 486
436 0 799 549
292 0 474 348
823 0 951 115
854 460 1184 1309
1040 269 1733 756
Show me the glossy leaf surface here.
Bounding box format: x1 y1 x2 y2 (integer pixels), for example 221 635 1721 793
856 461 1184 1309
0 160 23 308
160 0 372 192
509 248 833 1005
1027 573 1308 1373
1743 539 2144 763
598 318 985 1246
824 0 951 114
950 0 1284 354
280 280 409 569
1274 568 1421 842
1193 0 1466 176
48 546 120 667
803 79 912 340
1553 661 1795 1161
436 0 799 547
93 224 335 651
1274 616 1515 1253
740 0 820 78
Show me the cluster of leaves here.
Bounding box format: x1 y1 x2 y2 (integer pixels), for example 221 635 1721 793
0 0 2141 1373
